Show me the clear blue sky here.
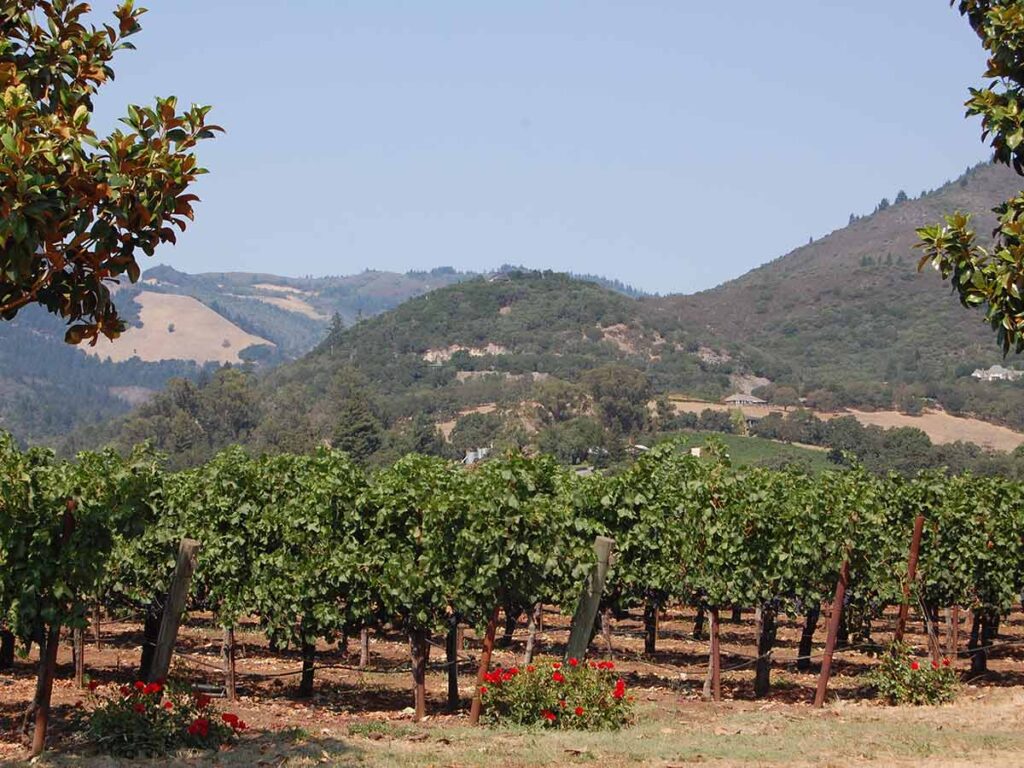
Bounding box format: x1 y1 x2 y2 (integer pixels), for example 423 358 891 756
90 1 990 294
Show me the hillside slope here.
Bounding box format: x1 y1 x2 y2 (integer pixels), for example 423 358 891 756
656 162 1024 426
0 267 470 443
0 265 646 444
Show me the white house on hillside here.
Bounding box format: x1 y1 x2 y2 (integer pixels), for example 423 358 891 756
723 393 767 406
971 365 1023 382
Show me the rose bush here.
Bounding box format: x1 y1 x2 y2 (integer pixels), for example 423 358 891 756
480 658 633 729
868 643 959 706
83 679 247 757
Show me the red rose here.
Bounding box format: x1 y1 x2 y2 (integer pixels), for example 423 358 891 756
134 680 146 691
574 706 584 716
133 702 145 714
195 693 211 709
568 657 579 667
942 658 951 667
480 686 488 694
527 665 535 673
87 680 100 691
551 662 561 670
541 710 556 722
552 671 565 683
144 682 162 695
910 661 920 671
119 685 131 697
931 660 940 670
559 699 566 708
222 713 239 725
163 701 173 710
188 717 210 738
235 720 248 732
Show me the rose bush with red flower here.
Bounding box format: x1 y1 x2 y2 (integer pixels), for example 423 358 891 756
868 643 960 706
81 678 248 757
480 658 634 729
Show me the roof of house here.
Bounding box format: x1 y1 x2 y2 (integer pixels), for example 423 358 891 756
723 393 767 404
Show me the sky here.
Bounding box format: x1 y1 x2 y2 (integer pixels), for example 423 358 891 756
88 1 991 295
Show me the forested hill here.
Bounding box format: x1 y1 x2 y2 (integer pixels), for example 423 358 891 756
0 265 648 446
654 161 1024 424
19 162 1024 457
71 162 1024 469
77 271 729 466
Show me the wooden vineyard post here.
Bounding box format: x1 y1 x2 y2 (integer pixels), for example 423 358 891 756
73 627 85 688
600 607 614 657
147 538 200 684
565 537 615 662
813 558 850 708
409 628 430 721
922 602 943 665
0 628 14 671
643 600 658 654
446 620 460 712
469 606 500 725
30 499 75 757
947 606 960 663
797 607 821 672
524 603 543 664
92 604 102 650
299 638 316 698
222 627 237 701
359 627 370 669
893 514 925 644
709 606 722 702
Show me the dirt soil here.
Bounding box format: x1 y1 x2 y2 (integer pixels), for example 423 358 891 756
4 605 1024 766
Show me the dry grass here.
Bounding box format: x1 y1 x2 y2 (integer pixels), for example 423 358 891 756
668 398 1024 453
81 292 274 365
842 409 1024 452
251 294 327 320
18 691 1024 767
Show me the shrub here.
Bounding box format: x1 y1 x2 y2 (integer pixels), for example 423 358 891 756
84 679 248 757
868 644 959 706
480 658 634 730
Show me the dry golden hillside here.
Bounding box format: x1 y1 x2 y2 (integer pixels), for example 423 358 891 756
82 292 274 365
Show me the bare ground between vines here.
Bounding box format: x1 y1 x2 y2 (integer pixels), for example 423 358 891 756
4 604 1024 766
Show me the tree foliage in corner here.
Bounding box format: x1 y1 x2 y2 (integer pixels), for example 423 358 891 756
0 1 221 344
918 1 1024 353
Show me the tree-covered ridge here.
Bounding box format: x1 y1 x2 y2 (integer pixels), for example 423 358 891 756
21 162 1024 452
660 162 1024 429
0 264 650 445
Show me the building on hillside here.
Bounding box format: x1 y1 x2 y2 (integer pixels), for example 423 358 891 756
462 447 491 465
971 365 1023 382
723 393 768 406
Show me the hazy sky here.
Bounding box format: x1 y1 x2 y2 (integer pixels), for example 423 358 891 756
89 1 990 294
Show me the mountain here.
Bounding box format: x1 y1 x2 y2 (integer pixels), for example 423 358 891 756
0 267 470 443
657 161 1024 425
73 270 703 466
70 162 1024 470
12 161 1024 457
0 264 646 445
